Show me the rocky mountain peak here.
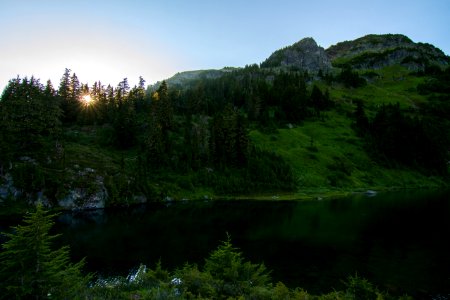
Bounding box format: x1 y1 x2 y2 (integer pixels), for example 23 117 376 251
292 37 319 49
260 37 332 72
326 34 449 70
326 34 414 60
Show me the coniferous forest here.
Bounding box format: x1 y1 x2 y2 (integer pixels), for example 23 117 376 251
1 62 449 211
1 33 450 298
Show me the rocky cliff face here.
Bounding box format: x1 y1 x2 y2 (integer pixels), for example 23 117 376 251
326 34 449 70
326 34 414 60
0 163 108 210
260 37 332 72
160 34 448 87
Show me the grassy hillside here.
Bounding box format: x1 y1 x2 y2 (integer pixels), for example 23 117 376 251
249 66 445 196
1 60 448 211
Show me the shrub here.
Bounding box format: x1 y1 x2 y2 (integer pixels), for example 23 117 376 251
344 274 380 300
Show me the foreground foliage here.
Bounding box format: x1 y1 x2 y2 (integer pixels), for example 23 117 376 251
0 206 417 299
87 243 410 300
0 204 90 299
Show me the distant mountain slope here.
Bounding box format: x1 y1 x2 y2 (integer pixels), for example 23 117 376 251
260 37 332 71
153 68 238 89
326 34 449 70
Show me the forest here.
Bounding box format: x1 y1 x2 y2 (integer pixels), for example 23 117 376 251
1 36 450 298
0 63 449 210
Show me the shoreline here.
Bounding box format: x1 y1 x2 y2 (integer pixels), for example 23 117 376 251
1 185 448 216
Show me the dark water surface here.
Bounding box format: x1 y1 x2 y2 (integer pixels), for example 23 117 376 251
2 190 450 297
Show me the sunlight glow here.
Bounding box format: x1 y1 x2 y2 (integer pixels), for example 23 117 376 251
81 94 93 106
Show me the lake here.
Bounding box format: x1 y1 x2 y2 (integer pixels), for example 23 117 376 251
2 190 450 298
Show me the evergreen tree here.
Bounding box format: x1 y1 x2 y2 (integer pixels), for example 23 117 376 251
148 81 173 156
272 72 308 123
106 84 115 122
339 67 366 88
58 69 81 123
133 76 147 111
204 235 270 297
116 78 130 108
210 104 249 167
44 80 55 97
79 83 95 124
145 115 165 169
69 73 81 101
353 100 369 134
0 77 61 152
235 113 249 166
128 77 146 112
113 78 136 148
0 204 90 299
57 68 71 103
94 81 109 124
154 80 173 132
80 82 89 95
62 72 81 123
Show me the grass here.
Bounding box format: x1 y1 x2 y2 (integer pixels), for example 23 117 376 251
3 65 445 213
61 66 447 202
330 66 428 111
250 67 446 192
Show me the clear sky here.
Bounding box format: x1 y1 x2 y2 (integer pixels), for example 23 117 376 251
1 0 449 91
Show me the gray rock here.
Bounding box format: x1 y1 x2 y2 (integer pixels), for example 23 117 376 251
365 190 377 197
0 173 20 200
58 175 107 210
133 195 147 204
261 37 332 72
326 34 449 70
164 196 174 202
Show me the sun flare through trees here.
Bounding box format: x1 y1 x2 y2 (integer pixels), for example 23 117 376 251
81 94 93 106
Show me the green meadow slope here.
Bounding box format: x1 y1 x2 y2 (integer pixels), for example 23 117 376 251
250 65 446 196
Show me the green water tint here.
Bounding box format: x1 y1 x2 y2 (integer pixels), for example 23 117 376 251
46 190 450 297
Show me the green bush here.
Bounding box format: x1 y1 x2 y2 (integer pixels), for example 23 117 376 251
175 263 216 299
204 235 271 297
344 274 380 300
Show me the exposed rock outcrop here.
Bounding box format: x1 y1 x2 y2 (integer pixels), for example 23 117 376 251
1 162 108 210
260 37 332 72
58 168 107 210
0 173 20 201
326 34 450 70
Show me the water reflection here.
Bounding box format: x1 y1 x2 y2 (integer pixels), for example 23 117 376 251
47 190 450 297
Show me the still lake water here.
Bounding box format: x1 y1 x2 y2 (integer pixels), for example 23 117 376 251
2 190 450 297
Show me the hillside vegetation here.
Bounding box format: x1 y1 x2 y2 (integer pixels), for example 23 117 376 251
0 34 449 211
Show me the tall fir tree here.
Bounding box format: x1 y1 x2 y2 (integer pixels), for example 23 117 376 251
57 69 81 123
0 204 90 299
57 68 71 102
112 78 137 148
150 81 173 154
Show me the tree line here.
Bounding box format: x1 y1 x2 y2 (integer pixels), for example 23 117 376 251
1 64 448 202
353 100 449 174
1 67 309 198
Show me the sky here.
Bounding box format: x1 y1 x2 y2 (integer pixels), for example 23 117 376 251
0 0 449 91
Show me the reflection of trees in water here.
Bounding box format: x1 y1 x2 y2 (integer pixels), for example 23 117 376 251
10 191 448 297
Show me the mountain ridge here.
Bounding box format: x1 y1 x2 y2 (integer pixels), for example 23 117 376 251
260 37 332 71
158 33 449 87
327 33 450 70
